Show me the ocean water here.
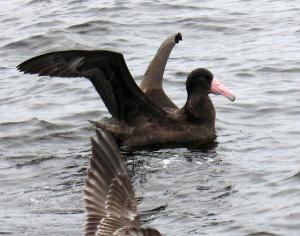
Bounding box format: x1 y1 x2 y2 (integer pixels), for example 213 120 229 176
1 0 300 235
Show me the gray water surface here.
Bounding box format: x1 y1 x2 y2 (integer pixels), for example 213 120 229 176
1 1 300 236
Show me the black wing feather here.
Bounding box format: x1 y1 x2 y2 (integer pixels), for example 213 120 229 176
17 50 169 123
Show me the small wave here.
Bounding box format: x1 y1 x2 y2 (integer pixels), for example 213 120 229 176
9 154 59 168
235 72 255 78
0 117 68 131
157 3 213 11
140 205 167 223
3 40 31 50
283 170 300 181
27 0 51 4
265 88 299 95
20 20 64 31
255 66 300 73
175 71 188 77
67 19 117 29
245 232 280 236
67 20 115 34
249 27 266 32
0 231 14 235
3 34 67 51
30 208 83 215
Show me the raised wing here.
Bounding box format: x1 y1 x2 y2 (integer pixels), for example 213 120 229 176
140 33 182 109
85 129 161 236
17 50 170 124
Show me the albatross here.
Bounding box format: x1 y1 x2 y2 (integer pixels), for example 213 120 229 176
17 32 235 149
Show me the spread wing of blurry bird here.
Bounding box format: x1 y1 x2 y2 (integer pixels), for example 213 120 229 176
84 128 162 236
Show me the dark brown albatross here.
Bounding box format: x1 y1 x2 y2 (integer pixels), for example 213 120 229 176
17 33 235 149
84 128 161 236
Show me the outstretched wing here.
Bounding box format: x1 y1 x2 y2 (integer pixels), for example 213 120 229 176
140 32 182 109
17 50 170 124
84 129 161 236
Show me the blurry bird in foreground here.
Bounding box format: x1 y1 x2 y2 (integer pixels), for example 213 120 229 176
84 128 161 236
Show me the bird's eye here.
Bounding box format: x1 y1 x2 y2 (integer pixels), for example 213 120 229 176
204 76 211 82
